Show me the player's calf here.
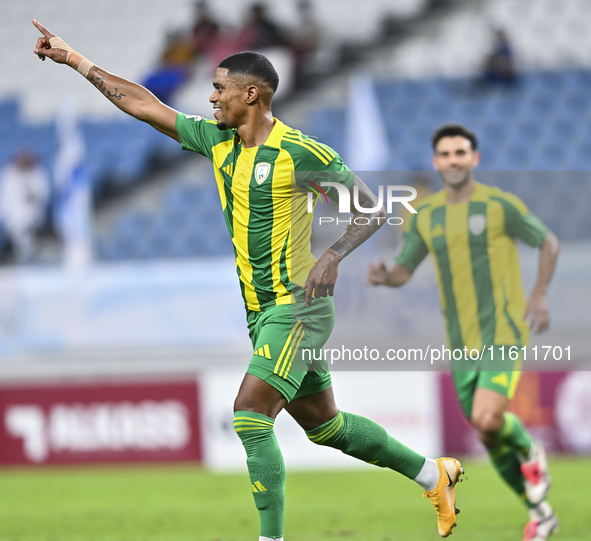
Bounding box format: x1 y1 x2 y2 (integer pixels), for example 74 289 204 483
233 411 286 540
305 411 465 537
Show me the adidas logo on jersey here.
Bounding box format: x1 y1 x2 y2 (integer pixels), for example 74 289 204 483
222 163 234 176
254 344 272 359
432 223 445 237
491 373 509 388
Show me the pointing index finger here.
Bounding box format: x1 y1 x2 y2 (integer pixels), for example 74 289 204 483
32 19 55 39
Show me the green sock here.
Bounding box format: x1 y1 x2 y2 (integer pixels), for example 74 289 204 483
495 412 533 456
487 443 533 508
305 410 425 479
234 411 285 539
485 412 534 509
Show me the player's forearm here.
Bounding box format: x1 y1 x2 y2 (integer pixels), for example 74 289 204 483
328 176 386 259
328 207 386 259
86 66 157 122
532 231 560 295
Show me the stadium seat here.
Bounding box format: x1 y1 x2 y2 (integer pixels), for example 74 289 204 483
0 97 19 129
96 238 131 261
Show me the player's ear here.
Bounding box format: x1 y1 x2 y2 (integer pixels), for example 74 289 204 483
245 84 260 105
473 151 480 167
431 155 438 170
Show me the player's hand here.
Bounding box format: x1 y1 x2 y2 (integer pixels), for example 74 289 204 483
303 249 341 308
32 20 67 64
525 290 549 334
366 259 387 285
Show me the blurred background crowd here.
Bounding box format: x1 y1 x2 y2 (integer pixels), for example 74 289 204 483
0 0 589 266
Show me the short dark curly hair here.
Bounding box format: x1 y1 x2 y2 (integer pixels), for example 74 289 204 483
218 51 279 93
431 124 478 152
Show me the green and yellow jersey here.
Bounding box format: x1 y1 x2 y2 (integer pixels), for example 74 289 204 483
396 182 548 351
176 113 354 312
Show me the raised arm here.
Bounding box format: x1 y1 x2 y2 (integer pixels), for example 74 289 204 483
303 175 386 307
525 230 560 334
32 20 179 141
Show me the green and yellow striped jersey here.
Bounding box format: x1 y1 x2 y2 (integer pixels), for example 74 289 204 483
396 182 548 351
176 113 354 312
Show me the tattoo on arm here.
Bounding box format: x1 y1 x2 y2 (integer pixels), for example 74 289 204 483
328 176 386 258
89 75 126 101
328 240 349 257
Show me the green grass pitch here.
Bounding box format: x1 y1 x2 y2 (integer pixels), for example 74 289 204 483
0 457 588 541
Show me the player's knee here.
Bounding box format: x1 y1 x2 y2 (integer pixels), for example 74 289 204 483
233 375 286 418
233 394 256 414
472 410 504 437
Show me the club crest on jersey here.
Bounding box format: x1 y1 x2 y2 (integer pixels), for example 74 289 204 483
255 162 271 185
184 114 203 122
469 214 486 236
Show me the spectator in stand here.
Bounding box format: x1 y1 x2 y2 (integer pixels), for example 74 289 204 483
0 150 50 263
142 30 194 105
290 0 321 88
189 0 240 71
239 3 285 50
191 0 220 58
482 27 518 85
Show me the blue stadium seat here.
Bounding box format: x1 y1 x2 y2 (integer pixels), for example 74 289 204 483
0 97 19 128
150 128 183 158
116 212 154 243
205 228 234 256
167 232 207 258
306 108 345 153
484 96 522 120
501 147 530 171
560 69 591 96
550 98 585 122
423 79 455 104
536 143 572 171
97 238 131 261
522 72 566 98
479 121 508 143
506 121 542 149
564 143 591 171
